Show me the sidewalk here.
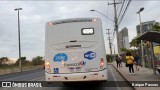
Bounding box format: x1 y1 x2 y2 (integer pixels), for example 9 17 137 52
112 61 160 90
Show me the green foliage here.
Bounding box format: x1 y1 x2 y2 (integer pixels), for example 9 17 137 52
32 56 44 66
106 54 116 62
15 57 32 66
120 48 129 52
120 48 134 53
1 56 45 68
106 54 111 62
0 57 9 67
152 22 160 32
128 49 134 53
129 37 140 48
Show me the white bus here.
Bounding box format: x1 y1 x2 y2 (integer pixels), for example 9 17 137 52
45 17 108 83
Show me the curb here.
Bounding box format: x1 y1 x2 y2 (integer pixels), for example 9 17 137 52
111 63 136 90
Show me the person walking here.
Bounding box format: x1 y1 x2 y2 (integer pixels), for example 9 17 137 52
119 55 122 67
126 52 135 74
134 53 140 71
116 55 120 68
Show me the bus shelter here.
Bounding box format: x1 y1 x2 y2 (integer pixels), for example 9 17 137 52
137 31 160 74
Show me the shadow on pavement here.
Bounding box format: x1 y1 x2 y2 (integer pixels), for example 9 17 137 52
60 82 105 90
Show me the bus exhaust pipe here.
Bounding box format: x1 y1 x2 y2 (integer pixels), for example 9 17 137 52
83 76 86 79
64 77 68 80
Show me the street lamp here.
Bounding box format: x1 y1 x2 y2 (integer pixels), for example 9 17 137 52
15 8 22 72
137 7 144 67
90 9 114 22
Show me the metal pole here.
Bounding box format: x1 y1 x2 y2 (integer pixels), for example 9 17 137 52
18 10 22 72
106 29 113 62
112 44 116 61
150 41 156 75
15 8 22 72
138 13 144 67
113 44 116 55
113 0 120 55
108 0 121 55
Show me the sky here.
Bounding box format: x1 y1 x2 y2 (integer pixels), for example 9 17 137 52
0 0 160 60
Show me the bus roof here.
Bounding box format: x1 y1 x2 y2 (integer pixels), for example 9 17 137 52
47 17 100 25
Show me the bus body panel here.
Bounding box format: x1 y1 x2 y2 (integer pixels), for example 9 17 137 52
45 18 107 82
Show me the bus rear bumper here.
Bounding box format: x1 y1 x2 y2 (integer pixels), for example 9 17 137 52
45 68 108 82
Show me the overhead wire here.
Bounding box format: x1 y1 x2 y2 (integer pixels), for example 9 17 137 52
106 1 109 27
118 0 132 25
111 0 122 44
111 0 132 44
117 0 125 19
116 0 122 13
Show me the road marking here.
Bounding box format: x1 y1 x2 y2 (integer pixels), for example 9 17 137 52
29 76 45 81
0 87 13 90
109 66 122 90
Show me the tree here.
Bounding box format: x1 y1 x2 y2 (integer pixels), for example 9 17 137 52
32 56 44 66
120 48 129 53
0 57 9 67
152 22 160 32
129 37 141 49
15 57 31 66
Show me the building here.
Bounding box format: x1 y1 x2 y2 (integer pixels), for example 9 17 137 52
136 20 155 36
119 27 130 53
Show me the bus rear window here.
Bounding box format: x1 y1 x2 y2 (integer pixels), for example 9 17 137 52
81 28 94 35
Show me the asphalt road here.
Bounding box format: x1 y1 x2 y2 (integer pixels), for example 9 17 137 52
0 65 134 90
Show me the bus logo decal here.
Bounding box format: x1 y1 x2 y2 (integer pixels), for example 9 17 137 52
84 51 96 60
53 53 68 62
64 61 86 67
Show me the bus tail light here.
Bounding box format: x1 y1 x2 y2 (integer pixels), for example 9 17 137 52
47 69 51 72
92 18 97 22
46 62 51 70
46 62 50 66
48 22 54 26
100 58 104 69
53 76 60 77
48 22 52 26
46 62 51 73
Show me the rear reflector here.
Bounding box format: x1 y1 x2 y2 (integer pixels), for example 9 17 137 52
47 65 50 69
53 76 60 77
47 69 51 72
94 73 98 75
